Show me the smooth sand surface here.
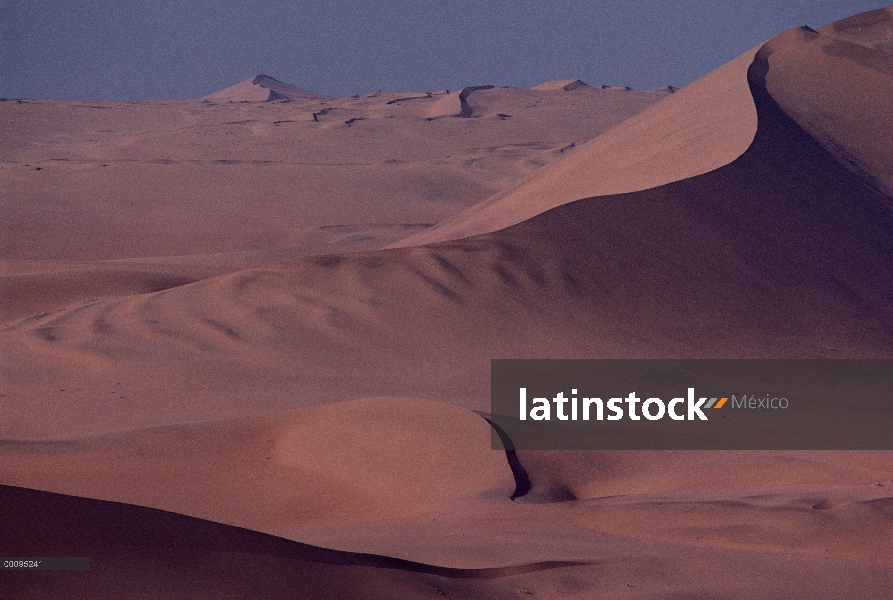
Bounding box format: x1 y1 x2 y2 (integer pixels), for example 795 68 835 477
1 7 892 598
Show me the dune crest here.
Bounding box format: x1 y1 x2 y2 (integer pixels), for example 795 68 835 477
390 46 761 247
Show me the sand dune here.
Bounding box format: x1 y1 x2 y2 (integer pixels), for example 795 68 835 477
1 413 891 590
11 485 889 600
0 261 219 323
0 398 515 536
2 7 892 598
1 390 890 571
759 25 893 199
200 74 331 102
1 484 585 600
532 79 588 91
0 81 665 331
391 46 761 247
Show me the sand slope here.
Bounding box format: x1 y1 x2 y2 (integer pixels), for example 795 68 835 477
761 25 893 199
1 484 587 600
819 6 893 52
0 80 667 333
10 484 890 600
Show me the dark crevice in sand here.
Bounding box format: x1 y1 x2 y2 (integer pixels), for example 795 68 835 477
476 414 532 500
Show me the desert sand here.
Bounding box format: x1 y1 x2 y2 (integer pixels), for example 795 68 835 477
1 6 892 599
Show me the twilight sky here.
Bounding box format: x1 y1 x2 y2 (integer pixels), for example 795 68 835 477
0 1 884 101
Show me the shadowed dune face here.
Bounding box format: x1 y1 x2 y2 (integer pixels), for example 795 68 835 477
0 484 585 600
760 25 893 199
1 442 892 596
11 485 890 600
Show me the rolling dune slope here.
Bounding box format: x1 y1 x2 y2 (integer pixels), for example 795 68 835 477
0 484 586 600
0 398 515 537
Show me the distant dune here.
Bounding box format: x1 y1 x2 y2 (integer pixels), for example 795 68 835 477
532 79 588 91
200 74 331 101
1 6 892 598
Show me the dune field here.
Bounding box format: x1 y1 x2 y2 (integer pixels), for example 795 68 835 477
1 6 892 599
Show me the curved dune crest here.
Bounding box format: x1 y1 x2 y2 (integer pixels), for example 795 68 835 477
200 74 330 101
391 45 761 247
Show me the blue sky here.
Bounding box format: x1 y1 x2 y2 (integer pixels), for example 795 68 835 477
0 1 884 100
